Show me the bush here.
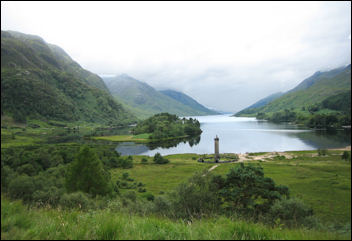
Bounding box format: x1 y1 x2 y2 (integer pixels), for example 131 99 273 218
32 186 62 207
342 151 351 161
268 198 315 228
153 153 169 164
138 187 147 193
124 191 136 202
318 148 328 156
59 192 91 210
8 175 35 202
141 158 148 164
122 172 129 180
167 171 222 219
219 163 289 216
144 193 154 201
153 196 171 214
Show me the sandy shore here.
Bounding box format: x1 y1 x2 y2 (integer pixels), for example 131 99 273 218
235 146 351 162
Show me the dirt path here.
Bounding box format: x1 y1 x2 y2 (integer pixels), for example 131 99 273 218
208 164 219 172
203 164 219 176
328 146 351 151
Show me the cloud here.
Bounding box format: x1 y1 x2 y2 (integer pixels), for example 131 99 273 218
1 1 351 112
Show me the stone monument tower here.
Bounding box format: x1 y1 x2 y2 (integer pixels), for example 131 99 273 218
214 135 220 160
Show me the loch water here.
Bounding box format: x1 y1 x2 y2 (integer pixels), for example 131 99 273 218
116 115 351 156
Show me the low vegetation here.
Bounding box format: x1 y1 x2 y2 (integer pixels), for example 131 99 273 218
1 142 351 239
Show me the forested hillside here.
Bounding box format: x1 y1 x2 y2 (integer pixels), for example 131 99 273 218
1 31 136 125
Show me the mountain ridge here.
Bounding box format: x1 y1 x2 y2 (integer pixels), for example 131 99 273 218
1 30 136 124
103 74 218 119
235 64 351 116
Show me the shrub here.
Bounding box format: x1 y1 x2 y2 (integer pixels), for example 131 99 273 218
153 153 169 164
268 198 315 228
342 151 351 161
124 191 136 202
145 193 155 201
138 187 147 193
122 172 129 180
32 186 62 207
168 171 222 219
219 163 289 216
153 196 171 214
59 192 91 210
318 148 328 156
141 158 148 164
8 175 35 202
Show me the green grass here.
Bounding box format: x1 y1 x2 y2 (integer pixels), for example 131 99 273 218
211 152 351 226
111 151 351 226
92 134 151 143
112 154 207 195
1 197 349 240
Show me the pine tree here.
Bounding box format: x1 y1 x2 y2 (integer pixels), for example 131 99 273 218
65 146 111 196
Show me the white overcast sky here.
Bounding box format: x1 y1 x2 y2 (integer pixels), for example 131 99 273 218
1 1 351 112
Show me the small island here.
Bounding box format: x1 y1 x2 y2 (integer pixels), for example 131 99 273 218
132 112 202 140
92 113 202 143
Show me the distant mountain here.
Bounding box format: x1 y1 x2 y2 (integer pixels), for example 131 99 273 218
235 92 284 116
159 89 218 115
1 30 136 124
235 65 351 116
103 74 218 119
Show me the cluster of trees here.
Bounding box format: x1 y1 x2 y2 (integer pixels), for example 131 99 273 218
257 110 350 129
153 163 315 228
1 145 134 207
2 144 321 229
132 113 202 140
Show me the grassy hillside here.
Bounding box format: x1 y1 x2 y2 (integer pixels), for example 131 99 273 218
2 197 348 240
103 74 217 119
235 65 351 117
1 30 136 125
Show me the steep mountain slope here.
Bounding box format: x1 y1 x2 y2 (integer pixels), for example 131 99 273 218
235 92 283 116
103 74 217 118
235 65 351 116
159 89 218 115
1 30 136 124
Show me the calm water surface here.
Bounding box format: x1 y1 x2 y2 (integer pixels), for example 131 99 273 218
116 115 351 156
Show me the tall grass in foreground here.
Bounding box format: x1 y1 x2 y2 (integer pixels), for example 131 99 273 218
2 198 350 240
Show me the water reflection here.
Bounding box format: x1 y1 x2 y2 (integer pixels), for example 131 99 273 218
146 135 201 150
116 135 201 156
115 115 351 156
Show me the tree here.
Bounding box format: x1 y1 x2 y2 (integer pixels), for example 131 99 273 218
342 151 351 161
153 152 169 164
219 163 289 215
65 146 112 196
8 175 36 201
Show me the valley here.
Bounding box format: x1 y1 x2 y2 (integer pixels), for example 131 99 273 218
1 5 351 239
